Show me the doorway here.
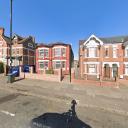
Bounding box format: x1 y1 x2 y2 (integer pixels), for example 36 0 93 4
112 64 118 78
104 64 110 78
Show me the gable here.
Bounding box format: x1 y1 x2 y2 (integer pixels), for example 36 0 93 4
83 35 103 47
0 36 8 47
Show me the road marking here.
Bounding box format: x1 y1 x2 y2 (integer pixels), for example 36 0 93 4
1 110 15 117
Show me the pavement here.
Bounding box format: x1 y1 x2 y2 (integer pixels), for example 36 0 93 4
0 75 128 128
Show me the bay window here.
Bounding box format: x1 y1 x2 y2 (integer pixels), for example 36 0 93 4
62 48 66 57
53 61 66 69
39 49 49 58
39 61 48 69
54 48 61 57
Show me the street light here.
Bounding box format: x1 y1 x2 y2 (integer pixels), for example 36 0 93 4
9 0 13 71
7 0 13 83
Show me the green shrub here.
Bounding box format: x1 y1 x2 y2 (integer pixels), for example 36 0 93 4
0 62 4 73
45 69 54 74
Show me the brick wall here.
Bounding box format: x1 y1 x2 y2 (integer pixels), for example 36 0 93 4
36 44 73 75
20 67 62 82
79 36 128 81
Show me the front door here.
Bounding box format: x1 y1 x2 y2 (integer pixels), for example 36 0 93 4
104 64 110 78
112 64 118 78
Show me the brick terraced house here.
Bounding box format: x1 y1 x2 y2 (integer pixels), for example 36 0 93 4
0 27 36 68
79 34 128 80
36 43 74 75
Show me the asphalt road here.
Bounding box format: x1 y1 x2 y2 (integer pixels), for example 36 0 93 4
0 76 128 128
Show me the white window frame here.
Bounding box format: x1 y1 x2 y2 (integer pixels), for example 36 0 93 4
53 61 66 69
54 48 61 57
113 47 117 58
125 64 128 75
87 47 97 58
88 64 97 74
45 49 49 58
39 49 49 58
39 61 48 70
62 48 66 57
125 47 128 58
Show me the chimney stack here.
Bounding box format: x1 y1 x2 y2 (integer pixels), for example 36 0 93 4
0 27 5 36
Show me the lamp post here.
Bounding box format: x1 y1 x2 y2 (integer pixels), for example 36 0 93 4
9 0 13 71
7 0 13 83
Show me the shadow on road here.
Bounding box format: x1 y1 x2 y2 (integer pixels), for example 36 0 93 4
30 100 92 128
14 77 25 82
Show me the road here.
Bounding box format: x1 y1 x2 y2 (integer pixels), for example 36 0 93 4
0 75 128 128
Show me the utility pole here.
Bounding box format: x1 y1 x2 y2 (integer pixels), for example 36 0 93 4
9 0 13 71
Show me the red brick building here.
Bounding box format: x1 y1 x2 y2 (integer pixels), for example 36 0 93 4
0 27 36 68
79 35 128 80
36 43 74 75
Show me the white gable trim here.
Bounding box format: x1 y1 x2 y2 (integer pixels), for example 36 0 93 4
83 34 103 46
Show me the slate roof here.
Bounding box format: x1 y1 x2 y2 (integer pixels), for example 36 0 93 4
80 35 128 45
2 34 35 45
2 35 10 44
37 42 71 47
17 36 33 44
100 36 128 44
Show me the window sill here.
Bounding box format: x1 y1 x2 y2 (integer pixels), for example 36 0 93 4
85 57 99 58
83 73 99 75
123 74 128 76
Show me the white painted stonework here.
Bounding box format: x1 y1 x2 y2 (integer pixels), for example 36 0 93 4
53 46 66 49
52 60 66 61
102 62 120 67
38 47 49 50
83 62 100 64
38 60 49 62
86 40 99 48
83 34 103 46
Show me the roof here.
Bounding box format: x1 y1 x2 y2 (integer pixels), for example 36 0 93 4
13 34 24 40
37 42 71 47
17 36 33 44
123 41 128 47
2 33 35 45
80 35 128 45
2 35 10 44
100 35 128 44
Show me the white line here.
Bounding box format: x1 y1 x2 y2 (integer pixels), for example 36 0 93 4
1 110 15 117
